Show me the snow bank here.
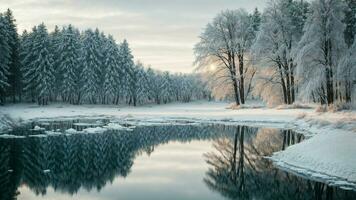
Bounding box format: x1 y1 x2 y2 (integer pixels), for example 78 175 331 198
271 129 356 189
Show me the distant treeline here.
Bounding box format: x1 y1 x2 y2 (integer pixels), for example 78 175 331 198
0 9 210 105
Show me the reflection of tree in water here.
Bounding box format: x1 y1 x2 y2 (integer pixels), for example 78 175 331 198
204 127 356 200
204 126 259 199
0 139 23 200
0 123 355 200
0 124 241 199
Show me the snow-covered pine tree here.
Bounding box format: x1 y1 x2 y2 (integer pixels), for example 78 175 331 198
3 9 22 103
295 0 347 105
103 35 121 104
96 30 106 103
290 0 310 40
81 29 102 104
344 0 356 48
250 8 262 35
31 23 55 105
20 24 54 105
338 34 356 103
160 71 173 104
136 65 150 104
339 0 356 103
146 67 159 104
21 27 37 102
127 62 139 106
113 42 126 104
170 74 181 101
0 14 11 104
58 24 81 104
130 61 150 105
119 39 135 105
49 25 62 101
182 75 193 102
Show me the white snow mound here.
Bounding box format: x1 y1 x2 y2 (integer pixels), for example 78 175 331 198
103 123 134 131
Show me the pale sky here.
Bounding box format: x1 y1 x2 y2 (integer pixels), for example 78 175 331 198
0 0 266 73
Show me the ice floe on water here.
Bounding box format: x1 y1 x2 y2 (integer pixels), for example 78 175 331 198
73 122 103 126
29 134 48 138
45 131 62 136
59 123 135 135
82 127 107 134
65 128 78 134
31 125 45 131
103 123 135 131
0 134 26 139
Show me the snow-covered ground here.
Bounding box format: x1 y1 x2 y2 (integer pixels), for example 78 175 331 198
271 129 356 190
0 101 311 125
0 100 356 189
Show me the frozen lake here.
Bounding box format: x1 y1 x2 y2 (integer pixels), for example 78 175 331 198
0 119 355 200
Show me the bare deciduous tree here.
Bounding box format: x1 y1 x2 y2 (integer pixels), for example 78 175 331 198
194 9 256 105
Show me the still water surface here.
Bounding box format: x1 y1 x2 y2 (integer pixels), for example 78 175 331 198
0 120 355 200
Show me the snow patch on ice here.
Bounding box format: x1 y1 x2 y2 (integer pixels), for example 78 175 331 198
45 131 62 136
65 128 79 134
82 127 107 134
29 134 48 138
73 122 102 126
31 125 45 131
0 134 26 139
103 123 134 131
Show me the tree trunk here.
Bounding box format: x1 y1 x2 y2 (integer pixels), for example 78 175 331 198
238 54 245 104
133 94 137 106
345 80 351 102
291 67 295 103
232 79 240 106
286 72 292 104
320 86 327 105
238 126 245 192
277 62 288 104
232 128 238 178
325 67 334 105
326 39 334 105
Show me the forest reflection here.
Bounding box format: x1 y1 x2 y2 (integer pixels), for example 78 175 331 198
0 123 355 200
204 126 353 200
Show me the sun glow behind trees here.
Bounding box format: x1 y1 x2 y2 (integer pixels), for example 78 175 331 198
195 0 356 107
1 0 356 107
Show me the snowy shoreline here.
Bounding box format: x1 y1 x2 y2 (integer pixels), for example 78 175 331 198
0 101 355 190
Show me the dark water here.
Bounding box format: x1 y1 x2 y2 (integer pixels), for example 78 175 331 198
0 120 355 200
